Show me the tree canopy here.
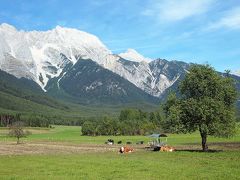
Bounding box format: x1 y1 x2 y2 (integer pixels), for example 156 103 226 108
164 64 238 151
81 109 163 136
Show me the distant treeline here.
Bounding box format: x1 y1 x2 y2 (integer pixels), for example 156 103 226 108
0 113 87 127
81 109 163 136
1 106 239 134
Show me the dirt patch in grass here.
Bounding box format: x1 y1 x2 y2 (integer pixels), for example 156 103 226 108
0 141 124 155
0 141 147 155
0 141 239 155
25 129 51 134
208 142 240 149
0 140 150 155
176 142 240 151
0 128 51 136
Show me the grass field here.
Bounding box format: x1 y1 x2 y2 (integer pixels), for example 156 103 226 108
0 125 240 179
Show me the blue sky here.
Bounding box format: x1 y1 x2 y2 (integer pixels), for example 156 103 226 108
0 0 240 72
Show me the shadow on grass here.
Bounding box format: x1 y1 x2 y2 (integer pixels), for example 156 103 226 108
177 142 240 152
175 149 223 153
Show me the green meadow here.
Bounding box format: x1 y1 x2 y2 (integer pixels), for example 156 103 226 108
0 125 240 179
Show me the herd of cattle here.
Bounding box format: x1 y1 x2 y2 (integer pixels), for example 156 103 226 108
105 139 143 145
105 139 175 154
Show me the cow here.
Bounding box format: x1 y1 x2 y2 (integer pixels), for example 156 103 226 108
136 141 144 145
117 141 122 144
119 146 134 153
160 146 175 152
126 141 132 144
105 139 114 145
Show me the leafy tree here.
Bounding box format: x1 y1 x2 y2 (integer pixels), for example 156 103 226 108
81 109 165 136
81 121 96 136
97 116 115 135
9 121 31 144
164 64 238 151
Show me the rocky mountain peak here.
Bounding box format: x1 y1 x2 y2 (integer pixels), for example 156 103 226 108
119 48 152 63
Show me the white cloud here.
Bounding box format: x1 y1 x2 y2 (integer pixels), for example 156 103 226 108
207 7 240 30
142 0 214 22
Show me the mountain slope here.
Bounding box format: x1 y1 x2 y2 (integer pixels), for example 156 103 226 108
0 23 188 98
0 23 112 90
46 59 159 104
106 58 189 97
0 23 239 108
0 69 69 111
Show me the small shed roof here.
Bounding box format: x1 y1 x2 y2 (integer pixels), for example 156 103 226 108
147 133 168 138
160 134 168 137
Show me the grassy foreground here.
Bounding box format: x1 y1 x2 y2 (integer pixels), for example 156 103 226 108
0 125 240 179
0 151 240 180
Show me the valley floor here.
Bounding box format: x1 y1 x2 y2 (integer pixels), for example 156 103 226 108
0 126 240 179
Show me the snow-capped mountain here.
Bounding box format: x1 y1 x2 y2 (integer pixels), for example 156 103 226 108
119 49 152 63
0 23 186 98
233 70 240 77
46 58 158 104
0 23 112 91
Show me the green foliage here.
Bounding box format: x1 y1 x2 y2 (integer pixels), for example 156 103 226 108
81 117 120 136
163 64 238 151
0 70 68 110
81 121 96 136
21 114 51 127
81 108 163 136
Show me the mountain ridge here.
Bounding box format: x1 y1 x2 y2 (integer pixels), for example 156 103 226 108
0 23 187 98
0 23 239 107
46 59 159 104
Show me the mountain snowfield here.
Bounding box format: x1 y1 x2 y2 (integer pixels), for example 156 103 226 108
233 70 240 77
0 23 185 97
0 23 112 91
119 49 152 63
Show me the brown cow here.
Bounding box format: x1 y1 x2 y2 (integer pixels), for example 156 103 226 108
119 146 134 153
160 146 175 152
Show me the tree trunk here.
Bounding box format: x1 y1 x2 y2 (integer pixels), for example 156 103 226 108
200 133 208 152
17 137 20 144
